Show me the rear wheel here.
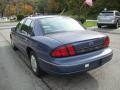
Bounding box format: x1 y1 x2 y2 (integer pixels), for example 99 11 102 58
97 24 102 28
30 51 45 77
114 22 119 29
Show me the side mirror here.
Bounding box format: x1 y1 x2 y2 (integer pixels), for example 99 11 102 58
11 27 16 32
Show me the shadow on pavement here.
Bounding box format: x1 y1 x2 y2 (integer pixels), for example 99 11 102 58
99 26 119 31
42 73 99 90
12 46 99 90
90 26 120 35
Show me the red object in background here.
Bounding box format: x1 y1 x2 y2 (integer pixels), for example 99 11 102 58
84 0 93 7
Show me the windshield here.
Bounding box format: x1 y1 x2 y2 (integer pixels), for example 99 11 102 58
99 12 114 16
39 17 85 34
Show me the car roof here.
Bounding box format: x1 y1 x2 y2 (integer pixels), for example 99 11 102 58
101 10 119 13
26 15 65 20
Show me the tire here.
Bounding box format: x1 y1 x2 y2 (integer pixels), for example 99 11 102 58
30 51 45 77
11 38 18 50
114 22 119 29
97 24 101 28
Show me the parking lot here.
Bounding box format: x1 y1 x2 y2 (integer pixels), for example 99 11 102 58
0 23 120 90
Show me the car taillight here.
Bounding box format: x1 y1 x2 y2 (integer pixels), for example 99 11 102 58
51 45 76 58
103 36 110 47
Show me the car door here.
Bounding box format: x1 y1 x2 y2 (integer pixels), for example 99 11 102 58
17 19 33 54
115 12 120 25
14 19 26 49
118 12 120 25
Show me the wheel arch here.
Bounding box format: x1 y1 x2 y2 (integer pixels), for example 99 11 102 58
26 47 34 59
10 34 12 39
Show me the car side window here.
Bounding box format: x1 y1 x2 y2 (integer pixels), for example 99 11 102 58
29 21 34 36
16 19 26 32
115 12 120 16
20 19 33 36
118 12 120 16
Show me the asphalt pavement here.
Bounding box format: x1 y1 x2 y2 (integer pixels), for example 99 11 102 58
0 22 18 30
89 26 120 35
0 23 120 90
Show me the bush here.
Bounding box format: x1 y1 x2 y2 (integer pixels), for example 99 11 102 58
70 15 79 20
70 15 86 24
17 14 25 21
79 16 86 24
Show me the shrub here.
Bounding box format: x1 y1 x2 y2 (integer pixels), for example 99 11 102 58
79 16 86 24
70 15 79 20
17 14 25 21
70 15 86 24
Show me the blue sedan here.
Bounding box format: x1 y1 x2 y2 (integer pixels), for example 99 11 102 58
10 15 113 77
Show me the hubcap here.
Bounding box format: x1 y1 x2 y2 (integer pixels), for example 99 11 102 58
31 55 37 72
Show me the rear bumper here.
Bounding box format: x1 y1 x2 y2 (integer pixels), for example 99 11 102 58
38 48 113 75
97 22 116 26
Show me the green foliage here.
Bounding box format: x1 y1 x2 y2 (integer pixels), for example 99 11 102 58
1 0 120 19
69 15 86 23
17 14 24 21
88 0 120 19
80 16 86 24
83 21 97 27
32 0 120 19
34 0 48 13
70 15 79 20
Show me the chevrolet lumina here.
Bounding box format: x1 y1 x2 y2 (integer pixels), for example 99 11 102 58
10 16 113 77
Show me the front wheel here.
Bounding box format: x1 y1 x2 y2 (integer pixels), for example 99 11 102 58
11 38 18 50
30 51 45 77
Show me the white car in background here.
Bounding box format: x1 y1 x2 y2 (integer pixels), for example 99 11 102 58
97 10 120 29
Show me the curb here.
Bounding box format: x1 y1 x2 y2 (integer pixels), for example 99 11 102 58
88 26 120 35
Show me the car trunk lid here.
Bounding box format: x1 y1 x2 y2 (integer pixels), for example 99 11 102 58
47 30 107 56
46 30 106 44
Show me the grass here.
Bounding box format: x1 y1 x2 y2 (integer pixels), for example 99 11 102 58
83 21 97 27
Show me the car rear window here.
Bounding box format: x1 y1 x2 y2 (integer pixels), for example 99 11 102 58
99 12 114 16
38 17 85 34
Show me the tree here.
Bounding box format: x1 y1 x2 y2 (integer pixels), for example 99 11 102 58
33 0 66 14
88 0 120 19
0 0 8 17
30 0 120 19
35 0 48 14
65 0 84 15
46 0 61 14
4 1 33 16
58 0 68 14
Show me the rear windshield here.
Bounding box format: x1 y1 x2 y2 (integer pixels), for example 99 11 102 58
39 17 85 34
99 12 114 16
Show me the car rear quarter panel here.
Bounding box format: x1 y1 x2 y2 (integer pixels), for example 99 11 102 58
30 36 62 61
